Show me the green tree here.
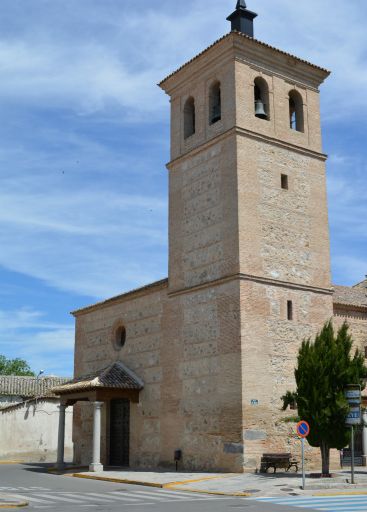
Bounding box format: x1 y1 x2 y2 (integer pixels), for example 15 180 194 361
282 321 367 475
0 355 35 376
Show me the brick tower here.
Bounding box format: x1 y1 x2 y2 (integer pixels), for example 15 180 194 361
159 1 333 469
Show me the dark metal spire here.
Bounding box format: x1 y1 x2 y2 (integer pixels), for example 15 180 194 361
227 1 258 38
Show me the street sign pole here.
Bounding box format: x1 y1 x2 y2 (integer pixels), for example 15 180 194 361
296 421 310 491
345 384 361 485
351 425 355 485
302 437 305 490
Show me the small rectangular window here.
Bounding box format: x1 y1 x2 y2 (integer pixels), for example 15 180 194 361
364 346 367 359
287 300 293 321
281 174 289 190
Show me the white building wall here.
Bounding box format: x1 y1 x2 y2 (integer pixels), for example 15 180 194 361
0 399 73 462
0 395 23 408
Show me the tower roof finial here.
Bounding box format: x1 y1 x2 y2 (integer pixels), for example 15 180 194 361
236 0 247 8
227 1 257 38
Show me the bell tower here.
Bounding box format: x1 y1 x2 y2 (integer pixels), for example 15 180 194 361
160 2 331 295
159 3 334 469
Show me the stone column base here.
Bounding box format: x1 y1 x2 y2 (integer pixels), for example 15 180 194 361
89 463 104 472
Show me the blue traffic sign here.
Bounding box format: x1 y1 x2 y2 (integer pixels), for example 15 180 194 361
296 420 310 438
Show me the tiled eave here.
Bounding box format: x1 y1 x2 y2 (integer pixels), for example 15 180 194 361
159 31 330 92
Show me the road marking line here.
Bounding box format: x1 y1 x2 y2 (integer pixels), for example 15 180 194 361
59 493 117 503
136 489 214 501
156 489 217 499
111 491 167 502
90 492 142 502
8 494 49 504
32 493 85 503
128 504 155 507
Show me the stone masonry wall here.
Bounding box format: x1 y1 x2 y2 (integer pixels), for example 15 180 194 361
237 136 331 289
74 278 244 472
161 280 243 471
168 135 239 292
73 284 167 468
241 280 334 470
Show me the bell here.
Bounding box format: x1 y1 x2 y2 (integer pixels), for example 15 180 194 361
255 99 267 119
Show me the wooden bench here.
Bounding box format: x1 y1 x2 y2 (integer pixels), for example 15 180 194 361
260 453 299 473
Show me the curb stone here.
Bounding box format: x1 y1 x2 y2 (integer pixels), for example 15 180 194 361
0 496 28 509
71 473 251 496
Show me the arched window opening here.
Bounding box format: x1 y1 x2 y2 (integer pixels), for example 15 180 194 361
184 97 196 139
113 324 126 350
289 90 304 132
209 81 221 125
254 77 269 120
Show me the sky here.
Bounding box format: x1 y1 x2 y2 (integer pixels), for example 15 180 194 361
0 0 366 377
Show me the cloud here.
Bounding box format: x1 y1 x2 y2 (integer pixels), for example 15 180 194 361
0 307 74 376
0 1 364 318
0 0 365 122
0 179 168 297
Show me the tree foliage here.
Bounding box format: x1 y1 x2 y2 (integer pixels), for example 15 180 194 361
282 321 367 475
0 355 35 376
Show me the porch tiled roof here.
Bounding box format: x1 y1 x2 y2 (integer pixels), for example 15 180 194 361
52 362 144 395
0 375 70 398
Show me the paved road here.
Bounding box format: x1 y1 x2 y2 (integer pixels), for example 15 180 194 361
0 463 314 512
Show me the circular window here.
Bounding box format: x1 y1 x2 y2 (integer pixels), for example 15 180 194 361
114 325 126 350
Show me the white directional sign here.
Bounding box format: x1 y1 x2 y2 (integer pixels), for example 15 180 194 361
345 387 361 405
346 405 361 426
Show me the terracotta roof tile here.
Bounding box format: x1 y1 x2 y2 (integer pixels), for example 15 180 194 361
0 376 70 398
52 362 144 395
159 31 330 87
333 282 367 308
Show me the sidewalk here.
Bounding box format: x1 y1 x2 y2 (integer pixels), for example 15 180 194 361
69 467 367 498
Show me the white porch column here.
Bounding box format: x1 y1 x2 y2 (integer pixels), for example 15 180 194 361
362 408 367 466
89 401 104 472
56 403 67 470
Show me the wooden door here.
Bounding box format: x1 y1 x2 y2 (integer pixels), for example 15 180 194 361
109 399 130 466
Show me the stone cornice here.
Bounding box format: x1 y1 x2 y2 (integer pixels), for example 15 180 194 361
72 278 168 317
160 32 329 94
166 126 327 170
168 272 333 298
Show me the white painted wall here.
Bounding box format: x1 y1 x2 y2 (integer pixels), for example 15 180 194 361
0 399 73 462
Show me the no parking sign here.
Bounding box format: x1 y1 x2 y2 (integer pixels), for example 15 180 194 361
296 420 310 438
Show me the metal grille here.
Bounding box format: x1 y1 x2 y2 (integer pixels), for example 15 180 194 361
110 399 130 466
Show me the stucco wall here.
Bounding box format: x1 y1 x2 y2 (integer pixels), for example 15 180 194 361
0 399 73 462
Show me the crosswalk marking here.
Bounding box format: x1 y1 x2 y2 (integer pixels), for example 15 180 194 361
136 489 214 501
9 487 229 508
32 493 86 503
59 493 120 503
85 492 142 502
7 493 51 504
0 487 48 492
111 490 168 501
155 490 208 500
257 495 367 512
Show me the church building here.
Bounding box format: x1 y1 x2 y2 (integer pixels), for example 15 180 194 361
53 2 367 472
